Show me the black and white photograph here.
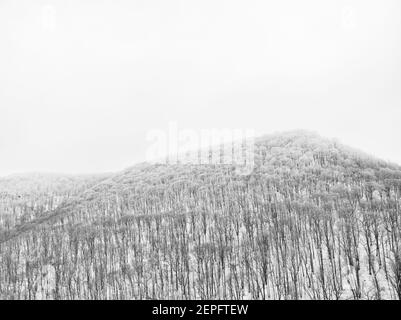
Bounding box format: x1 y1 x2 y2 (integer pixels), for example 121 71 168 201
1 0 401 310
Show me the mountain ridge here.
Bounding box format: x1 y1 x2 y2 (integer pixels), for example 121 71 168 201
1 130 400 299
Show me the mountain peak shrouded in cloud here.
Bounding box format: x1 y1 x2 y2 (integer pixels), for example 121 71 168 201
1 0 400 175
1 130 401 299
1 0 400 302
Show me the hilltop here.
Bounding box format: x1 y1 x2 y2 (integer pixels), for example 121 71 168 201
0 131 400 300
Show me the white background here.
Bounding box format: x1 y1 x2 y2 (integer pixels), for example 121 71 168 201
0 0 400 175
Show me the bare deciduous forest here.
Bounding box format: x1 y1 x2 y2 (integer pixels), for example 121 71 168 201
0 132 400 300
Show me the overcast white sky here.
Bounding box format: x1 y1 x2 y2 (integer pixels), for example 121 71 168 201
0 0 400 176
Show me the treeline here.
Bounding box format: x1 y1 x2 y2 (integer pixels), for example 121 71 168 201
0 132 400 300
0 173 110 232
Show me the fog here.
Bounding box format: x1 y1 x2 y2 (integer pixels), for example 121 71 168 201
1 0 400 176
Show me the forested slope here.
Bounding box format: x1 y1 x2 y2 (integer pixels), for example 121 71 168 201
0 131 400 300
0 173 111 239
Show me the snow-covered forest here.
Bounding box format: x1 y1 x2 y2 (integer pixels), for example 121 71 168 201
0 132 400 300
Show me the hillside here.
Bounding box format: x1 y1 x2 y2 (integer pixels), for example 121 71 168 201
0 131 400 300
0 173 111 238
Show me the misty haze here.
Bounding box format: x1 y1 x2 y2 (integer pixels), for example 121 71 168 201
0 0 401 301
